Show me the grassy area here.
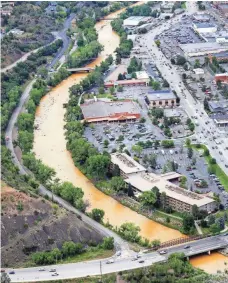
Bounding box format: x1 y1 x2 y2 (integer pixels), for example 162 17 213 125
191 144 228 191
97 93 115 99
23 247 114 268
35 274 117 283
58 247 114 264
215 209 228 225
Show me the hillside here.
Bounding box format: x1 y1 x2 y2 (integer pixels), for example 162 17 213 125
1 183 103 268
1 2 58 67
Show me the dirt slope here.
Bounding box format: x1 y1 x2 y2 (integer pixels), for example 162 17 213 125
1 184 103 267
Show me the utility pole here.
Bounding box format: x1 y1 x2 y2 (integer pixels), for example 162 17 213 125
100 261 103 283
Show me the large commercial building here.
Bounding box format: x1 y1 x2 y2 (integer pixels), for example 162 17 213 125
180 42 228 57
123 16 152 27
145 90 178 108
110 153 146 179
193 23 217 33
80 100 140 124
110 153 216 213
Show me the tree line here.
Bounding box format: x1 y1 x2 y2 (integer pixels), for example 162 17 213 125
32 237 114 265
1 39 63 131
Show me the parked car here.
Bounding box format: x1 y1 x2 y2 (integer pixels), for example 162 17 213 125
106 259 114 264
159 250 167 255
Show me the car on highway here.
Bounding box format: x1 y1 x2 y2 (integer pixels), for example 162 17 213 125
9 271 15 275
184 245 190 249
49 269 56 272
159 250 167 255
39 268 46 271
51 273 59 276
138 259 145 263
106 259 114 264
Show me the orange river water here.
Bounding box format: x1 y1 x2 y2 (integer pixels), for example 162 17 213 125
33 4 228 272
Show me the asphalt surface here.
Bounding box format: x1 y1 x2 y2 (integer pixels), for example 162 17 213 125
7 235 228 282
48 13 75 69
141 7 228 176
4 9 131 269
4 4 228 282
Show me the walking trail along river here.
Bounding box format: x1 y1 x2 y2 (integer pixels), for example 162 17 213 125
33 5 228 273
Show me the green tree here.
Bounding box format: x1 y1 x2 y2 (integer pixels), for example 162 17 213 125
91 208 105 223
110 176 125 192
148 154 157 169
118 222 141 242
132 144 143 156
139 190 156 207
210 158 217 165
187 147 193 159
183 214 194 233
155 40 161 47
62 241 77 257
151 239 161 247
102 237 114 250
86 154 110 180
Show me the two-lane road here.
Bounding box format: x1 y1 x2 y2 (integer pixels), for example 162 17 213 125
7 235 228 282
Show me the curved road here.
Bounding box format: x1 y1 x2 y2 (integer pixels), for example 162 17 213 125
4 4 228 282
1 13 75 73
7 235 228 282
4 13 130 260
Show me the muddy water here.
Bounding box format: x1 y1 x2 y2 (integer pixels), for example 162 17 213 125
190 252 228 274
33 9 184 242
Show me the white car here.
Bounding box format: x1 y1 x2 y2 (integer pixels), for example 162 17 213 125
38 268 46 271
106 259 114 264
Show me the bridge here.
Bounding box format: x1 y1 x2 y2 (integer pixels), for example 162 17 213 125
158 234 228 260
99 17 118 20
67 67 95 73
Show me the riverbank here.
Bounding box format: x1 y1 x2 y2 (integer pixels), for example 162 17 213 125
33 8 184 243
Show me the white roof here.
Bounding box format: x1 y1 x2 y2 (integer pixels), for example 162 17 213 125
123 16 151 27
111 153 146 175
125 172 215 207
193 68 205 74
135 71 149 80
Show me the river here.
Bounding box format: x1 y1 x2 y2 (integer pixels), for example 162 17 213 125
190 252 228 274
33 7 184 243
32 3 228 273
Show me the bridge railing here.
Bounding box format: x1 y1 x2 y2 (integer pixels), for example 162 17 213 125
149 234 213 251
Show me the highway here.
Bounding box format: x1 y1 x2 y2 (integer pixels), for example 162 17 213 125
141 5 228 176
7 235 228 282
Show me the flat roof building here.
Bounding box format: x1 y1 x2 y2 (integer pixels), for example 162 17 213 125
145 90 178 108
211 113 228 127
208 101 227 113
193 13 210 22
193 23 217 33
125 172 217 213
208 51 228 62
80 100 140 124
180 42 228 57
110 153 146 178
123 16 152 27
135 71 150 81
104 79 148 88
